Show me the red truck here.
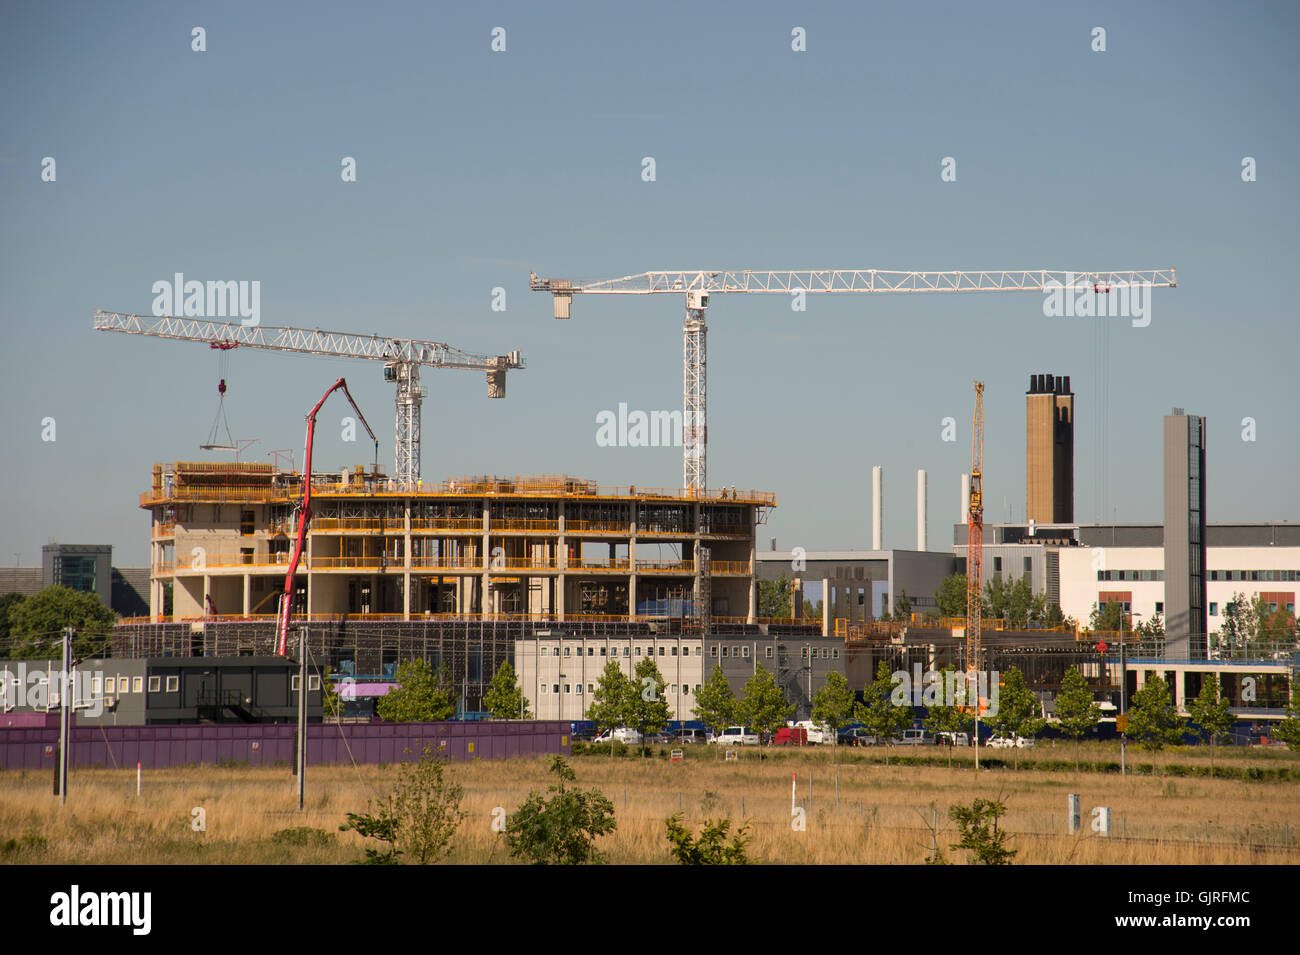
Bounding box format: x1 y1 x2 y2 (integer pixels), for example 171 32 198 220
772 726 809 746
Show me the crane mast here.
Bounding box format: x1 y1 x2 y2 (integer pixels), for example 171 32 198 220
966 382 985 675
530 268 1175 496
93 310 524 486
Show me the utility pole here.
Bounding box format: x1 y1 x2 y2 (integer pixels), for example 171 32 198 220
296 627 307 811
57 627 72 805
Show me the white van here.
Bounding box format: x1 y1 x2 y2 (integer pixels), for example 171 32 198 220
794 720 833 745
711 726 759 746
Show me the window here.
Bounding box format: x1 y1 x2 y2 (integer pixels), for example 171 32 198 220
564 647 571 657
292 675 301 690
588 684 594 693
1155 602 1163 614
741 647 749 658
588 647 594 656
710 646 718 657
540 647 548 657
765 647 773 659
1023 556 1032 575
104 677 116 695
540 684 547 694
133 677 144 693
1209 602 1218 616
721 647 729 658
576 684 583 694
623 647 629 657
564 684 571 694
993 557 1002 572
694 685 701 694
832 649 840 659
600 647 606 656
682 647 690 656
164 675 179 693
552 684 559 694
670 684 677 694
671 646 678 656
659 646 665 656
801 647 809 659
91 675 102 695
308 675 321 691
682 685 690 695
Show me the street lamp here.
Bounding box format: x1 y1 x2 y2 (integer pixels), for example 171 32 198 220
1119 609 1142 776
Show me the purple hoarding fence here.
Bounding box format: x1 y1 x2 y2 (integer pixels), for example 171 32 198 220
0 721 571 771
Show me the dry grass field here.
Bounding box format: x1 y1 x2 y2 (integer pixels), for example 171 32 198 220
2 742 1297 864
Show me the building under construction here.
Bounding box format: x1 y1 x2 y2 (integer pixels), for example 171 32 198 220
139 462 772 627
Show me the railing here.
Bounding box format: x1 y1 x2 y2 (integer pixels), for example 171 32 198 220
311 518 400 531
490 558 562 571
309 556 398 569
156 554 292 572
152 523 175 539
491 519 560 533
568 558 632 571
634 560 694 573
636 524 694 536
709 560 752 575
565 520 627 534
142 478 777 507
410 518 483 531
700 524 751 537
409 555 483 569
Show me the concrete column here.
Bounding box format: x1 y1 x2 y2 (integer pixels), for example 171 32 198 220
242 574 251 616
872 466 884 550
629 511 637 622
746 536 757 624
481 499 491 620
961 473 970 525
403 498 412 621
917 469 928 552
792 577 803 618
557 500 567 621
822 578 831 637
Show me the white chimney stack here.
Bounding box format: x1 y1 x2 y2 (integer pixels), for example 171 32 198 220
960 473 970 525
872 466 884 551
916 469 927 552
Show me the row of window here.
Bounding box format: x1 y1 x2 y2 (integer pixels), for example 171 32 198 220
540 683 698 696
1098 569 1300 583
1209 600 1295 616
539 645 693 658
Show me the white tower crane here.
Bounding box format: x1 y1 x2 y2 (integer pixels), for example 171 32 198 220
530 268 1176 494
93 310 525 486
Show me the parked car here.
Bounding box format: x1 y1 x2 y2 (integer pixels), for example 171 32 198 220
772 726 809 746
985 735 1016 749
889 729 928 746
935 731 970 747
838 727 877 747
592 727 642 745
674 728 711 745
710 726 759 746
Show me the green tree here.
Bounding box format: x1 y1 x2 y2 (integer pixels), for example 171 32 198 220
934 574 968 619
922 666 975 768
853 661 914 763
586 659 633 756
891 590 913 622
1053 666 1102 769
664 813 752 865
1214 593 1268 659
629 656 672 752
8 586 117 659
811 671 855 762
985 576 1034 626
693 665 737 741
736 664 794 744
990 667 1045 769
758 575 796 619
506 756 616 865
340 744 466 864
376 659 455 722
1127 674 1184 752
1188 676 1235 776
0 593 26 650
1272 679 1300 751
948 796 1016 865
1089 601 1125 632
484 660 531 719
321 671 342 720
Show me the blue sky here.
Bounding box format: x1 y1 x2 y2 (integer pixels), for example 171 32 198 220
2 0 1297 566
